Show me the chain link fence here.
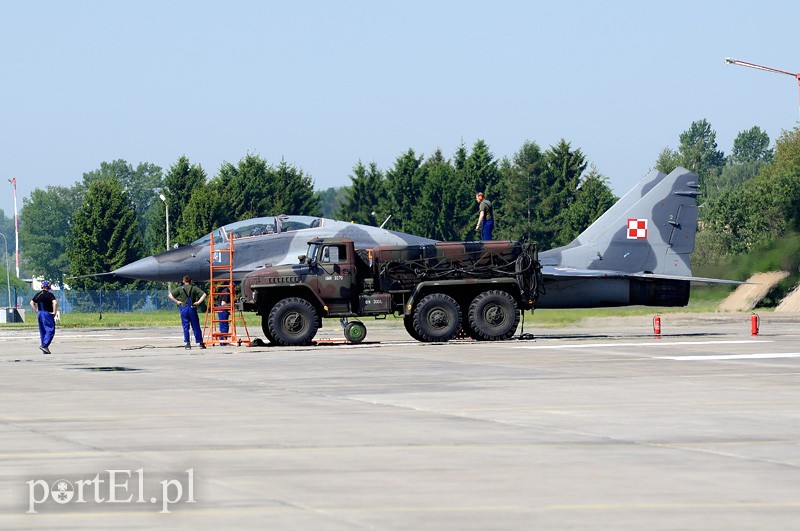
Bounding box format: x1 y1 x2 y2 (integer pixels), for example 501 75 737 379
1 288 173 313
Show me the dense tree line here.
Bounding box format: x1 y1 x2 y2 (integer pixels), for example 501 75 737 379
335 139 616 249
11 122 800 287
655 120 798 267
19 154 319 288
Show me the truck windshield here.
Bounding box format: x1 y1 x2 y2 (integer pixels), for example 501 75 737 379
306 243 320 262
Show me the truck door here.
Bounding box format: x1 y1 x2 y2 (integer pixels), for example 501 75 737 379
317 243 356 312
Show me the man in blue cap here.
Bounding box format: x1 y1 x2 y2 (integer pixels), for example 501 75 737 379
30 281 58 354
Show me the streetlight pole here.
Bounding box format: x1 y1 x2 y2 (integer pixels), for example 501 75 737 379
0 232 11 308
158 193 170 251
159 193 171 293
725 57 800 119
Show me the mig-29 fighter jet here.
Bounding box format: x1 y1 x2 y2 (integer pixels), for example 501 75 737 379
112 215 436 282
113 166 737 310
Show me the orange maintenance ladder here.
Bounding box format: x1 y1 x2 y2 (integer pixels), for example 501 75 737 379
203 233 251 346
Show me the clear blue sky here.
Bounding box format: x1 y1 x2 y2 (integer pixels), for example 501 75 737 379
2 0 799 220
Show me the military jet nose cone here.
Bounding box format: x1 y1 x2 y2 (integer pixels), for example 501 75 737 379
113 256 161 281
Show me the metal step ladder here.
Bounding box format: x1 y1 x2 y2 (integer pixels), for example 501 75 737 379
203 233 251 347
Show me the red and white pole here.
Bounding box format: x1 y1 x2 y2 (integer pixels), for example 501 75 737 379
9 177 19 278
751 314 760 336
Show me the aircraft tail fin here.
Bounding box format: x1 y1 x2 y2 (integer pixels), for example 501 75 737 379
544 167 700 276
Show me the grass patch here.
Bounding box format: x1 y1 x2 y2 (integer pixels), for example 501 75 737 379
60 310 182 328
2 310 182 330
695 231 800 283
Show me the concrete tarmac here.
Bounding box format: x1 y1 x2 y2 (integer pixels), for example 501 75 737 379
1 312 799 529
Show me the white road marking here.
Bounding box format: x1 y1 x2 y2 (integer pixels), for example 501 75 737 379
514 340 772 350
656 352 800 361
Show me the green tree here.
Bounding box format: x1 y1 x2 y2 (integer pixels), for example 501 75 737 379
214 153 318 222
81 160 164 226
68 179 145 289
337 161 385 225
558 165 618 244
677 119 725 178
703 127 772 200
697 126 800 263
453 140 467 171
411 149 472 240
0 209 13 255
143 200 170 255
496 140 548 242
464 139 500 196
176 185 230 244
160 156 208 246
444 140 501 240
759 126 800 230
705 161 762 200
655 120 726 183
730 126 773 164
546 139 587 246
315 186 348 218
215 154 271 220
19 186 82 285
384 149 424 233
270 160 319 215
655 147 681 174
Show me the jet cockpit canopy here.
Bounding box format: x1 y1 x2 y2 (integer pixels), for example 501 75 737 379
190 215 323 245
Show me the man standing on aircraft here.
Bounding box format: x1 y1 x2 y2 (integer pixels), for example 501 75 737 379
168 275 207 349
30 280 57 354
475 192 494 240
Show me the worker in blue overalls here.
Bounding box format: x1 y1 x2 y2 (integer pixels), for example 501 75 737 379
168 275 207 349
30 280 58 354
216 286 231 346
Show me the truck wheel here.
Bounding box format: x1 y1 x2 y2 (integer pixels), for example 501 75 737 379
260 315 276 344
461 313 483 341
412 293 461 342
403 315 426 342
268 297 319 346
468 290 519 341
344 321 367 343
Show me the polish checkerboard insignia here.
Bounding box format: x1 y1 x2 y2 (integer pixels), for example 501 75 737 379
627 218 648 240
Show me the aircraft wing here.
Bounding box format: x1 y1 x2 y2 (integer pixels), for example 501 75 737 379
543 266 746 284
542 266 748 285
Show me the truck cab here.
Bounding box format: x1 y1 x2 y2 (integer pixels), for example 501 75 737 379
304 239 358 314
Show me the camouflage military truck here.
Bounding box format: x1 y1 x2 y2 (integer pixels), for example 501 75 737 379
237 237 543 345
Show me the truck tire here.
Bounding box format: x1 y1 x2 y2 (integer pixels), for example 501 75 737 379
260 314 276 344
412 293 461 342
461 313 483 341
403 315 426 342
468 290 519 341
268 297 319 346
